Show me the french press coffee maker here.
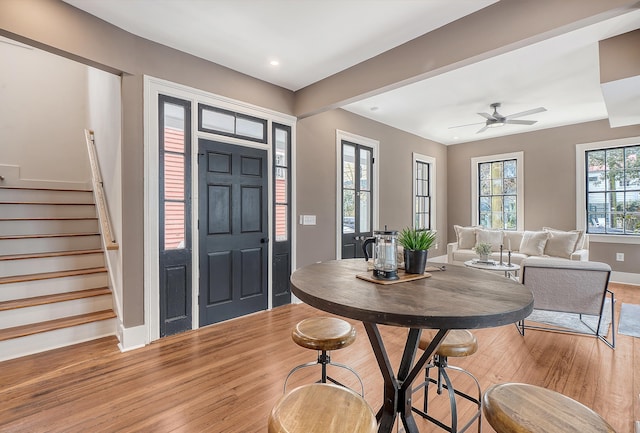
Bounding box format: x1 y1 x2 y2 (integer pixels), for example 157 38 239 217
362 228 399 281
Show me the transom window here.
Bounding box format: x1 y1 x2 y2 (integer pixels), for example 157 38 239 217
471 152 523 231
586 145 640 235
198 104 267 143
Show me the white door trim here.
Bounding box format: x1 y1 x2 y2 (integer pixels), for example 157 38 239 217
144 75 296 344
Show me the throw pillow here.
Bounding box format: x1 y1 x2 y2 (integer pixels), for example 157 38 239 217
519 231 549 256
544 231 580 259
454 225 477 249
503 231 523 252
475 229 504 252
543 227 584 251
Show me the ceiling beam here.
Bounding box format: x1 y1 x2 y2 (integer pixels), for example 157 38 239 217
293 0 640 119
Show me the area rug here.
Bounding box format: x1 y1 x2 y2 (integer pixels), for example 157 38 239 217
618 303 640 338
525 299 612 335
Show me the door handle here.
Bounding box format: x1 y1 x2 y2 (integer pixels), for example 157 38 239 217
261 238 269 243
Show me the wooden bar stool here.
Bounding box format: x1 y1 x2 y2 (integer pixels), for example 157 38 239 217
483 383 617 433
284 317 364 396
412 329 482 433
268 383 377 433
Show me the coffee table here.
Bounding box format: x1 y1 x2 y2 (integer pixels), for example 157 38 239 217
464 259 521 279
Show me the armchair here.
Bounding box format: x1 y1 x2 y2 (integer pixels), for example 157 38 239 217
517 257 615 348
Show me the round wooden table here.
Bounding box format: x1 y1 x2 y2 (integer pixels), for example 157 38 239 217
290 259 533 433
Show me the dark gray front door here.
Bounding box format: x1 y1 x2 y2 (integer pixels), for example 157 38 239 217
198 139 268 325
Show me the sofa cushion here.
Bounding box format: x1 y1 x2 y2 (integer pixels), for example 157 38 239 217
503 231 524 252
543 227 584 251
544 230 580 259
454 225 477 249
476 229 503 252
519 231 549 256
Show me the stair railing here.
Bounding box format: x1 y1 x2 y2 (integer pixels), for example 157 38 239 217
85 129 119 251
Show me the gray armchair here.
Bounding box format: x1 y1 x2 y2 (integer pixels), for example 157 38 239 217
517 257 615 348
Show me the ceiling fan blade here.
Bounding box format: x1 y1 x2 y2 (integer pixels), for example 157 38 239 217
476 125 489 133
505 119 537 125
448 121 485 129
505 107 546 119
477 112 495 120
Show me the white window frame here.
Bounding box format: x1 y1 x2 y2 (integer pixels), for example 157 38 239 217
412 153 436 231
576 136 640 245
335 130 379 259
471 151 524 230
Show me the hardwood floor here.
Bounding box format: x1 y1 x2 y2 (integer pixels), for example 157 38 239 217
0 283 638 433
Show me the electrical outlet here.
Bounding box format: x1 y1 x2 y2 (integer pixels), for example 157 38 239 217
616 252 624 261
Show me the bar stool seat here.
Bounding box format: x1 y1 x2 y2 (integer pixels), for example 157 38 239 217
268 383 378 433
284 317 364 395
412 329 482 433
483 383 617 433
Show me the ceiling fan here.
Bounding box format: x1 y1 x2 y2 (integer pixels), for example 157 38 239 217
450 102 547 133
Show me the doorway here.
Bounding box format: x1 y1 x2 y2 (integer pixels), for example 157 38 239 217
198 139 269 325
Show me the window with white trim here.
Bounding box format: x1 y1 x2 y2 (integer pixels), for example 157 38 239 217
585 144 640 236
471 152 524 230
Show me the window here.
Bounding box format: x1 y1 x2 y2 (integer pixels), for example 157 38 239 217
198 104 267 143
274 125 290 242
471 152 523 230
585 144 640 236
161 100 190 250
413 153 435 230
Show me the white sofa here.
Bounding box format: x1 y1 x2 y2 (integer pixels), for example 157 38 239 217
447 226 589 265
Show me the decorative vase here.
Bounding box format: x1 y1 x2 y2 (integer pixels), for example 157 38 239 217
479 254 489 262
404 249 428 274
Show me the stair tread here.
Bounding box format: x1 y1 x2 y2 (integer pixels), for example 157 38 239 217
0 232 99 240
0 267 107 285
0 201 95 205
0 310 115 342
0 217 98 221
0 249 103 262
0 287 111 311
0 186 92 192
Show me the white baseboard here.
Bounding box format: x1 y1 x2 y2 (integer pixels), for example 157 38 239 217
117 323 147 352
610 271 640 286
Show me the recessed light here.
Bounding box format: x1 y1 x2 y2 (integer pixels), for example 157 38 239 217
269 59 280 66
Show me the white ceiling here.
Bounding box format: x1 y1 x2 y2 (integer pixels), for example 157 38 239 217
63 0 640 145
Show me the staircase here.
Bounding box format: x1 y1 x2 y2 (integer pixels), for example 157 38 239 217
0 186 116 362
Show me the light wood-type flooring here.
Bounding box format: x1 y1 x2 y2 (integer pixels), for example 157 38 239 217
1 283 638 433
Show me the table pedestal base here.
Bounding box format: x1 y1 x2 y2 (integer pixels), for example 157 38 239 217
364 323 449 433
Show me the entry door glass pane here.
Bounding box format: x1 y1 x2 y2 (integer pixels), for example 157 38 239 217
163 102 186 250
359 191 370 232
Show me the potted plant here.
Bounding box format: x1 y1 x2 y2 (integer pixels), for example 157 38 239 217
398 227 437 274
474 242 493 262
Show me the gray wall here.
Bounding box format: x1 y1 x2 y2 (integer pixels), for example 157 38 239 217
297 109 447 267
0 36 90 185
447 119 640 273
